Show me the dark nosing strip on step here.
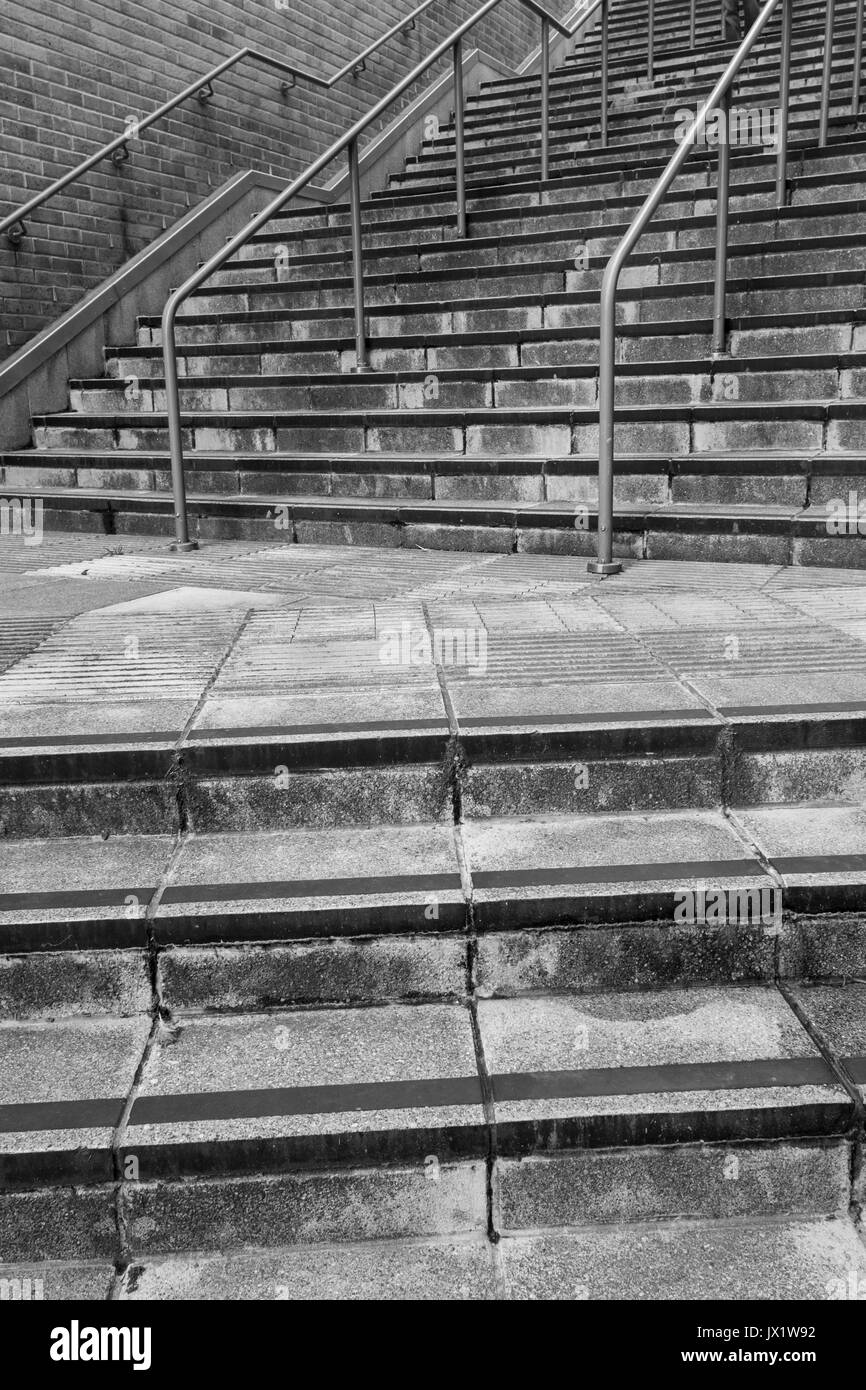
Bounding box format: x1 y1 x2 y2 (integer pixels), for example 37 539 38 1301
0 886 155 912
457 709 713 728
1 1055 845 1134
158 872 463 905
472 859 765 890
0 732 181 749
721 700 866 717
0 859 787 914
488 1057 839 1101
0 1097 125 1132
845 1057 866 1084
773 854 866 875
186 719 449 741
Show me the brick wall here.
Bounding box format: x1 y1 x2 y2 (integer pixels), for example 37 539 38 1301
0 0 565 359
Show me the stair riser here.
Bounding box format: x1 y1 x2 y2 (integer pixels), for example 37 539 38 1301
212 240 866 297
68 366 866 418
6 731 866 844
139 287 863 348
227 209 866 283
31 408 866 456
4 1133 852 1266
7 461 858 509
5 902 866 1016
103 322 858 380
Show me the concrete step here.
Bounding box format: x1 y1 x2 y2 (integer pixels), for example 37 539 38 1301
239 158 866 262
7 483 866 565
194 240 866 317
62 356 866 422
101 312 866 382
4 804 866 971
132 281 866 352
1 982 862 1270
27 397 866 458
9 443 866 509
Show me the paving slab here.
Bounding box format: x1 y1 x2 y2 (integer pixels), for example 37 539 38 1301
477 986 852 1150
786 981 866 1099
0 1261 113 1301
0 835 175 950
118 1236 498 1300
119 1003 485 1177
689 670 866 715
500 1217 866 1300
446 676 709 731
93 586 286 614
0 1016 150 1185
0 701 190 746
463 809 774 929
735 801 866 911
154 825 466 941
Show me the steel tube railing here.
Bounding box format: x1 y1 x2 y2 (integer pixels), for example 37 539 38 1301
853 0 864 113
689 0 696 48
601 0 609 144
776 0 793 207
711 89 732 356
348 139 369 371
541 16 551 180
819 0 836 143
590 0 783 574
454 36 468 235
647 0 655 81
160 0 574 546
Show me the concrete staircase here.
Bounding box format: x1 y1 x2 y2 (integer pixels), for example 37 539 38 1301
2 542 866 1299
3 0 866 564
2 0 866 1301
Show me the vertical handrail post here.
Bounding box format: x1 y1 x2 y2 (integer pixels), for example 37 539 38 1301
853 0 864 114
775 0 792 208
348 138 370 372
647 0 655 82
453 37 467 236
590 267 622 575
689 0 696 48
540 15 550 181
712 88 732 356
600 0 609 145
819 0 836 143
163 307 194 549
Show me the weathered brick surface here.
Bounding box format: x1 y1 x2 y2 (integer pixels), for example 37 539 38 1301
0 0 550 357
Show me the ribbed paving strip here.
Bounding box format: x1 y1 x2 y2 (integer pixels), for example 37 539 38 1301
0 618 64 675
0 612 242 702
641 619 866 675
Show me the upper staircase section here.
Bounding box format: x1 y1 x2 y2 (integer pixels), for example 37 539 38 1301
2 0 866 567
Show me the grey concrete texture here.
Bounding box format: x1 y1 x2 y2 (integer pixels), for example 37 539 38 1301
494 1139 853 1230
121 1160 487 1257
499 1217 866 1300
122 1002 484 1170
477 985 849 1138
118 1235 499 1300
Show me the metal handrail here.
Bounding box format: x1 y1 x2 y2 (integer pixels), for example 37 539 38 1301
162 0 583 547
0 0 443 246
589 0 865 575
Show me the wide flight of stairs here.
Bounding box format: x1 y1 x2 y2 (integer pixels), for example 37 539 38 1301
3 0 866 564
2 0 866 1301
